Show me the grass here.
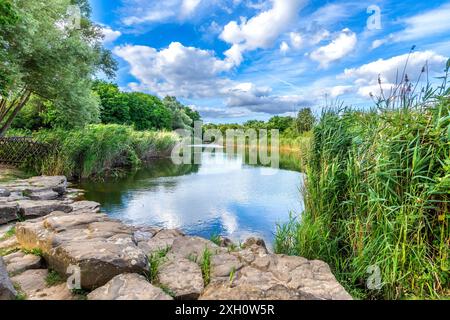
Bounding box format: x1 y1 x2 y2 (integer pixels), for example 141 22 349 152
12 124 178 179
0 247 18 257
200 247 212 286
22 248 43 257
0 227 15 241
45 270 64 287
275 59 450 300
146 246 171 284
13 283 27 300
210 234 221 246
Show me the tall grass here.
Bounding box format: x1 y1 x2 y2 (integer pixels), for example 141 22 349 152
275 59 450 299
29 124 178 179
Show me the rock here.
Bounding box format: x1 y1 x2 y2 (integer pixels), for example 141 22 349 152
3 251 42 275
158 258 204 300
217 236 234 248
242 237 267 250
31 283 74 300
170 236 222 261
0 188 10 197
211 253 244 280
15 211 148 290
137 229 184 255
88 273 173 300
0 236 18 251
0 257 17 300
10 269 74 300
200 253 352 300
17 200 73 218
70 201 101 213
28 190 60 201
3 176 67 195
0 202 19 224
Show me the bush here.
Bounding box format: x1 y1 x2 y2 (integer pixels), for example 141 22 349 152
30 124 178 179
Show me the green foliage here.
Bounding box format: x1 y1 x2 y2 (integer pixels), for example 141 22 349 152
0 0 117 134
275 72 450 299
13 283 27 300
295 108 316 134
200 247 212 286
163 96 196 130
210 234 221 246
30 124 178 179
0 226 15 241
146 247 171 284
45 270 64 287
22 248 44 257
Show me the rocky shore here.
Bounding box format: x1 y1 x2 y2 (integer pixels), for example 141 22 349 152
0 175 352 300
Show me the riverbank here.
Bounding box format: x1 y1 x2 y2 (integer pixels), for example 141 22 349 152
6 124 179 180
0 175 351 300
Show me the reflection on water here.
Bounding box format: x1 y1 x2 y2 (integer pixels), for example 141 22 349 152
80 149 304 246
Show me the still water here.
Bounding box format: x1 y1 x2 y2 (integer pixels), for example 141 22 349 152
80 149 304 246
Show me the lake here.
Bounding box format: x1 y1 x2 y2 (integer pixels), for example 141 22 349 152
80 148 304 247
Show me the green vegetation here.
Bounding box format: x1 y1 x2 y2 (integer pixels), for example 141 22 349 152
22 248 43 257
13 283 27 300
0 226 15 241
275 62 450 299
210 234 221 246
8 124 177 179
45 270 65 287
146 247 171 284
200 247 212 286
0 247 18 257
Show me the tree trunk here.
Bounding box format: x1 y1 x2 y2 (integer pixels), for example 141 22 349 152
0 90 32 136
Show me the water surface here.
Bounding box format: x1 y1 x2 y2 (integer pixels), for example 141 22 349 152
80 149 304 245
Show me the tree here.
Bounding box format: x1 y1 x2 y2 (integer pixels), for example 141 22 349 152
0 0 116 135
93 81 130 125
296 108 315 133
163 96 195 130
127 92 172 130
267 116 294 132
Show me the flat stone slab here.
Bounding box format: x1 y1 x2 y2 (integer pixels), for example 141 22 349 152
158 258 204 300
0 257 17 300
15 211 148 290
3 251 42 275
16 200 73 218
70 201 101 213
88 273 173 300
0 202 19 224
28 190 60 201
2 176 67 195
137 229 184 255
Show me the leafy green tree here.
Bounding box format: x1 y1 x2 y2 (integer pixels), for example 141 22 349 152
163 96 194 130
92 81 130 125
267 116 294 132
127 92 172 130
0 0 116 135
296 108 315 133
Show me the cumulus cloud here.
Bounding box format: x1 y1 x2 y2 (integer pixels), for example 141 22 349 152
101 26 122 44
220 0 306 65
310 28 357 68
342 50 448 97
280 41 290 54
113 42 234 98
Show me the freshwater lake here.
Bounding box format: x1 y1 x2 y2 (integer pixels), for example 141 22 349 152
80 148 304 246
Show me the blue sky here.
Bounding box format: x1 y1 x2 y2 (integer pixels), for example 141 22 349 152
90 0 450 123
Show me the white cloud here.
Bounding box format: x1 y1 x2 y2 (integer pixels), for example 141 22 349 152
181 0 202 18
121 0 204 26
220 0 306 65
289 32 303 49
280 41 290 54
310 28 357 68
192 106 253 119
342 50 448 97
395 3 450 42
113 42 234 98
101 26 122 44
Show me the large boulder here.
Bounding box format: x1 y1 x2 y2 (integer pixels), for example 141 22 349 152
88 274 173 300
200 243 352 300
70 201 101 213
17 200 72 218
1 176 67 196
0 257 17 300
0 202 19 224
137 229 184 255
3 251 42 275
158 258 204 300
15 211 148 290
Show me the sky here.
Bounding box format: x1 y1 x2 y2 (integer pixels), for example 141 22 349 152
90 0 450 123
